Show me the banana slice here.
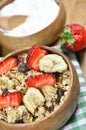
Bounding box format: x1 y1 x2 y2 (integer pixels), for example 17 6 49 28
23 88 45 114
39 54 67 72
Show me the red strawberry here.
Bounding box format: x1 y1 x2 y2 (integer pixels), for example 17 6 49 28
0 94 10 109
10 92 23 107
0 92 23 109
60 24 86 51
27 45 48 71
0 58 17 75
25 73 56 88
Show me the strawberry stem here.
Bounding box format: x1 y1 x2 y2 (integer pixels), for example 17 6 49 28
60 28 75 46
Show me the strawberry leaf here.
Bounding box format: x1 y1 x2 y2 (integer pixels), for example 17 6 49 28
60 28 75 46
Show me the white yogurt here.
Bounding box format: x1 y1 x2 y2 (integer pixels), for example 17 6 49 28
0 0 59 37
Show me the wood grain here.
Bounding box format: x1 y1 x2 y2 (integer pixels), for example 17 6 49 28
0 0 14 9
58 0 86 79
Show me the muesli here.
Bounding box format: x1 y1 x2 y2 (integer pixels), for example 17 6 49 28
0 45 70 123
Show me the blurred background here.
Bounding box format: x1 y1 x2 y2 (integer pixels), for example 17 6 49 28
57 0 86 79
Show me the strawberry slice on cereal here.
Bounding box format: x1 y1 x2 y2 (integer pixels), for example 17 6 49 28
27 45 48 71
0 92 23 109
25 73 56 88
0 58 17 75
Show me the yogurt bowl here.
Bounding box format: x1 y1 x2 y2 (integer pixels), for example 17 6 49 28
0 45 80 130
0 0 66 55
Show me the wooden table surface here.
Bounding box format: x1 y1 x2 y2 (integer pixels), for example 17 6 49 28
59 0 86 79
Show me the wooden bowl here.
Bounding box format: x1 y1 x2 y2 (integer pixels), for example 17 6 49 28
0 0 66 56
0 45 80 130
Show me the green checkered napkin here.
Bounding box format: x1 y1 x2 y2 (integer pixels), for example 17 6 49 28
53 46 86 130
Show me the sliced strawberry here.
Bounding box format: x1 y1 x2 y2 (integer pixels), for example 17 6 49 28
0 58 17 75
27 45 48 71
10 92 23 107
0 94 10 109
25 73 56 88
0 92 23 109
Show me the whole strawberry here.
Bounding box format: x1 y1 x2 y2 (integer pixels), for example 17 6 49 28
60 24 86 51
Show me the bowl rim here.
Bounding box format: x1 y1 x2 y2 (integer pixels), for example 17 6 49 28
0 45 79 127
0 0 64 38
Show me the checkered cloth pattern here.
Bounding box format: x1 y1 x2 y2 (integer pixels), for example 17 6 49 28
53 46 86 130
